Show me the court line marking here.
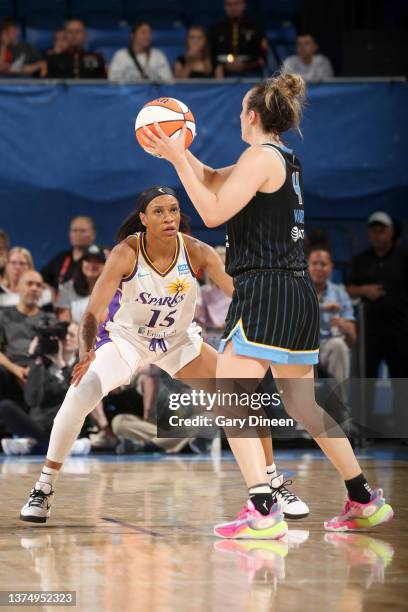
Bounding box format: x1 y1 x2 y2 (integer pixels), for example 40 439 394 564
101 517 162 537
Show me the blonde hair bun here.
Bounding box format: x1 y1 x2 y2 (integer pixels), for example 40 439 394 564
265 73 305 106
248 73 306 135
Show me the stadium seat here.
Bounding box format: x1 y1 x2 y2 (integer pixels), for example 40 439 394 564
152 27 186 47
276 43 295 61
160 45 183 68
94 46 120 64
267 21 297 44
17 0 67 21
87 25 130 52
25 26 55 51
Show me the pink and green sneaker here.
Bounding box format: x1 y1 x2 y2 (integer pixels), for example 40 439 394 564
214 500 288 540
324 489 394 532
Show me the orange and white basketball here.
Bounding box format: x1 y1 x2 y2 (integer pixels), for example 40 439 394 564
135 97 196 156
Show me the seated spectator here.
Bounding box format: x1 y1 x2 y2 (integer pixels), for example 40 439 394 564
0 270 49 404
0 322 89 456
41 215 96 291
346 212 408 379
209 0 267 78
174 26 214 79
46 28 68 56
196 246 231 348
0 247 52 308
282 33 334 83
47 19 106 79
0 17 44 77
56 245 106 324
109 21 173 83
0 229 9 284
112 366 195 454
308 248 356 399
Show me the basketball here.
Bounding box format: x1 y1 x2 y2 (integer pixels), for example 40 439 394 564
135 97 196 156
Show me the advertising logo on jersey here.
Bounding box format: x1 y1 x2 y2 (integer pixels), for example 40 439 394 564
291 226 305 242
177 263 190 274
136 277 190 307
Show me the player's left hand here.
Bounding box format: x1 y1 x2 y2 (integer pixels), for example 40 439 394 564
142 122 186 165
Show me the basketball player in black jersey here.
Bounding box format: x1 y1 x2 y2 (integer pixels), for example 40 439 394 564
143 73 394 538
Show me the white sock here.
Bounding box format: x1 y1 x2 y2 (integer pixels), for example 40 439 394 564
35 466 59 493
266 463 278 479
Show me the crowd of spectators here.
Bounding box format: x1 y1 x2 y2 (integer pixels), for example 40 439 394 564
0 1 334 82
0 209 405 456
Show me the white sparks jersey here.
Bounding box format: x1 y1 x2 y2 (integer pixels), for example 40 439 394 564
96 232 198 351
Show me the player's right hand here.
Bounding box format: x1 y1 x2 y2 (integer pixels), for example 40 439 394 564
71 350 96 387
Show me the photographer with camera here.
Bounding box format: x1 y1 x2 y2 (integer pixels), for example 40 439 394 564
1 321 90 456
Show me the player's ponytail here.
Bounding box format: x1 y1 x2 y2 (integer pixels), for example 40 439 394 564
247 73 305 136
116 185 179 242
116 209 144 242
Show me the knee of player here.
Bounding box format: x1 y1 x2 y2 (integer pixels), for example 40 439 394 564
64 372 105 408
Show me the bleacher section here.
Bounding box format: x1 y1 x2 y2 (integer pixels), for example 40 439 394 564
0 0 299 70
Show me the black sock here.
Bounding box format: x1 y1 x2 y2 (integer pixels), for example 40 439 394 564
249 483 273 516
345 473 372 504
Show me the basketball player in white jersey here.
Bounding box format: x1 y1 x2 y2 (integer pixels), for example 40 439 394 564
19 186 303 529
19 186 233 523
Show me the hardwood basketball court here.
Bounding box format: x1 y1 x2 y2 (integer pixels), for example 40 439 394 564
0 449 405 611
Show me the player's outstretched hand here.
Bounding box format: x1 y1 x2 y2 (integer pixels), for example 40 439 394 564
71 350 96 387
143 122 186 165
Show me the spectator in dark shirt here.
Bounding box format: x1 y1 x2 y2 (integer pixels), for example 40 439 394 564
174 26 214 79
46 28 68 56
347 212 408 378
0 270 49 402
209 0 267 78
47 19 106 79
41 215 96 291
0 17 43 77
0 322 91 456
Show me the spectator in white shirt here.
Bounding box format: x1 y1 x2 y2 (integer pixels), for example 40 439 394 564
282 33 334 83
109 21 173 83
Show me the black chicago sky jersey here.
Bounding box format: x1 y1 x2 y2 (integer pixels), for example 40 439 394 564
225 143 307 276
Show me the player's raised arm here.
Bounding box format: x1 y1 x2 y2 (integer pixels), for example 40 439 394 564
143 126 279 227
185 150 235 193
183 235 233 297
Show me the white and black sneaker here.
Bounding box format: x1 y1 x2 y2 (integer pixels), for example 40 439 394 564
19 483 54 524
271 474 309 520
